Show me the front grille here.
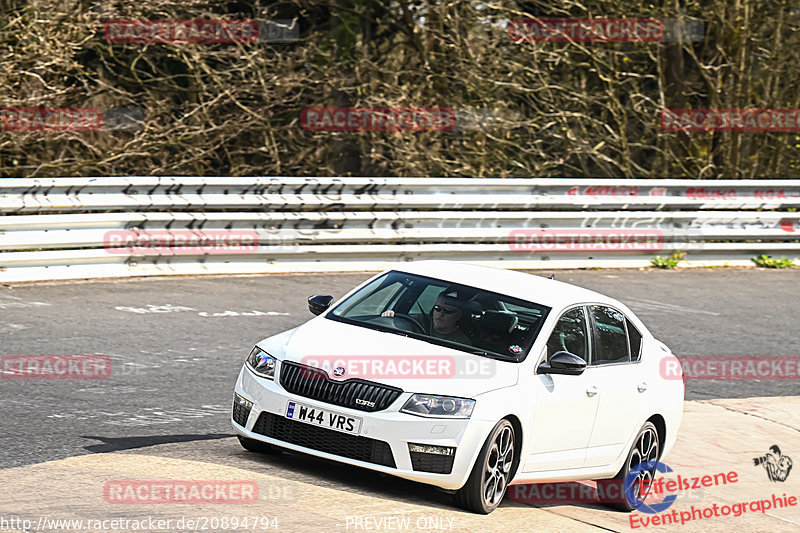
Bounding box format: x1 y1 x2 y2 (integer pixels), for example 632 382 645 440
410 452 456 474
252 412 395 468
232 401 252 427
279 361 403 412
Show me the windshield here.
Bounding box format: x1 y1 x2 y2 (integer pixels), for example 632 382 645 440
328 271 550 361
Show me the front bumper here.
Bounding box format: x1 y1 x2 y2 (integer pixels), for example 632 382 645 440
231 365 494 491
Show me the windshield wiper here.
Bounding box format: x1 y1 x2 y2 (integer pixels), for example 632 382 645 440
332 316 413 338
466 349 517 361
366 324 412 338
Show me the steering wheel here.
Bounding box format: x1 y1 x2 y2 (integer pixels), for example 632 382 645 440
559 332 570 353
391 313 426 334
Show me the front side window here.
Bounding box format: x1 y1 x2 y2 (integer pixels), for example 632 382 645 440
341 279 405 316
591 306 630 365
546 307 589 362
328 271 550 361
411 283 449 315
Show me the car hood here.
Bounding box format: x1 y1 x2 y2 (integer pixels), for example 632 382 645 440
263 316 520 397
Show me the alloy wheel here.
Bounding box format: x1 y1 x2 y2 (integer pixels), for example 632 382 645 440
482 425 514 506
627 426 660 504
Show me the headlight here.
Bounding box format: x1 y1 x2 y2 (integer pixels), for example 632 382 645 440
246 347 276 380
400 394 475 418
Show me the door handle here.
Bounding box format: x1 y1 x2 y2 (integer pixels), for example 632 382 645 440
586 386 598 397
637 382 648 393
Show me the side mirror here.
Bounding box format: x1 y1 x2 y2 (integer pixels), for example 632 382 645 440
537 351 587 376
308 294 334 316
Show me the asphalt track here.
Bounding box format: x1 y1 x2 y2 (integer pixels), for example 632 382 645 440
0 268 798 532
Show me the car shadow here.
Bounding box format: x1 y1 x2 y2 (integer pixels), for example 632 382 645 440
81 433 234 453
502 480 625 512
228 441 632 513
81 433 621 514
231 444 466 511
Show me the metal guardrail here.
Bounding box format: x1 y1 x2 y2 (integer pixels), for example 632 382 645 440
1 178 798 282
2 177 800 211
1 211 799 249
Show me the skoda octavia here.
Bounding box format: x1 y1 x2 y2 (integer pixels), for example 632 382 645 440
231 261 684 514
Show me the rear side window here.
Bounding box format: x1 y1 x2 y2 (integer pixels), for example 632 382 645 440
627 320 643 361
591 306 630 365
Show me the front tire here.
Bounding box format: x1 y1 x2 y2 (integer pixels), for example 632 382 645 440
597 421 660 512
237 435 283 455
455 419 515 514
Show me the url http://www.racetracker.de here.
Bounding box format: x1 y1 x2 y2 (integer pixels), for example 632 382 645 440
0 515 280 531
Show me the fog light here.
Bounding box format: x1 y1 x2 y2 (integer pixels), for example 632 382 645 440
234 393 253 409
408 443 455 456
233 393 254 428
409 443 456 474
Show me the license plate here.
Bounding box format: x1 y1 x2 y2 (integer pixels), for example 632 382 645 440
285 401 362 435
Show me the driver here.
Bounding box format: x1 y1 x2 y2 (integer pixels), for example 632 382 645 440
381 289 472 345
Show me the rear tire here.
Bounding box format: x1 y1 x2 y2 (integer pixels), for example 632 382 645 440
237 435 283 455
455 419 515 514
597 421 660 512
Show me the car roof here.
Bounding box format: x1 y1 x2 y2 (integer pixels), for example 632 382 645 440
389 260 618 310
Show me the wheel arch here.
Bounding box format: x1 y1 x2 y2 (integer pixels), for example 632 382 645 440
503 414 524 480
455 414 523 513
646 413 666 460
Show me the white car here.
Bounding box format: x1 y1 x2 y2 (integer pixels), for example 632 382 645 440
231 260 684 514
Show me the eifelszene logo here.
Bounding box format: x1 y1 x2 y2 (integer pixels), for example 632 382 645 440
625 461 678 514
754 445 793 482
